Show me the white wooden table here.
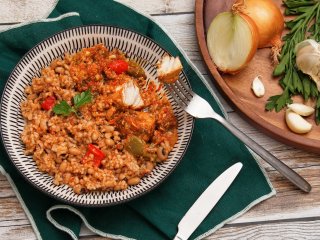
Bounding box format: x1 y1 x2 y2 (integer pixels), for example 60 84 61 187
0 0 320 239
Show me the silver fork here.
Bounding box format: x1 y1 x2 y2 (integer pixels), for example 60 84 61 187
165 80 311 193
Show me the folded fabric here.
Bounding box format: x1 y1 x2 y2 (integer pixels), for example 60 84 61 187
0 1 275 239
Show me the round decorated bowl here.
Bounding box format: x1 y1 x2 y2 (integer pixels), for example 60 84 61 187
0 25 194 206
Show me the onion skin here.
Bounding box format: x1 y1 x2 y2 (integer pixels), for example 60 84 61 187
243 0 284 49
204 0 235 31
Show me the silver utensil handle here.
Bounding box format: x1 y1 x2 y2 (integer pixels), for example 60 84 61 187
173 235 183 240
214 115 311 193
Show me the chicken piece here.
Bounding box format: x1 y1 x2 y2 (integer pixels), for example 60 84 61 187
157 54 183 83
156 104 177 131
122 80 144 109
111 79 144 109
118 111 156 142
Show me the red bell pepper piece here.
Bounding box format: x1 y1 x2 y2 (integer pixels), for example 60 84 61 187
41 96 56 110
84 144 105 167
108 60 128 74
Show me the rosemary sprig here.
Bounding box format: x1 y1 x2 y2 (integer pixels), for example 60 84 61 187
266 0 320 124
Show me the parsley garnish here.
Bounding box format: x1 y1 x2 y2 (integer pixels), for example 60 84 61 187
266 0 320 124
73 90 93 108
265 89 293 112
52 100 74 116
53 90 93 116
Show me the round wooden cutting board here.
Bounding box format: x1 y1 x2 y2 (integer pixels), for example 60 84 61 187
195 0 320 153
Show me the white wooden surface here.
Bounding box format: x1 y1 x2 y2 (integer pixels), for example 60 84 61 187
0 0 320 239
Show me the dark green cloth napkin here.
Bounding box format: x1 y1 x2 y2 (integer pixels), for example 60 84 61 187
0 1 275 239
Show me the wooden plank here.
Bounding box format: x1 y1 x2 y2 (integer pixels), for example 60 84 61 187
119 0 194 15
0 198 28 222
0 0 57 23
0 219 31 228
0 224 36 240
232 166 320 224
0 175 15 198
2 218 319 240
209 220 320 240
0 0 195 23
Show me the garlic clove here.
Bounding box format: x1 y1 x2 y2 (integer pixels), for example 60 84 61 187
251 76 265 97
285 109 312 134
288 103 315 117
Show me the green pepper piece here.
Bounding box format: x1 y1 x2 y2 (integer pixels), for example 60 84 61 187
127 60 146 78
125 136 146 156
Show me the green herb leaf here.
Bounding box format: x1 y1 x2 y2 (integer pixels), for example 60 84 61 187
310 81 319 98
285 20 295 29
316 96 320 125
275 91 293 112
273 53 289 77
53 90 93 117
301 74 311 99
292 69 303 94
265 90 292 112
53 100 74 116
265 95 279 111
73 90 93 109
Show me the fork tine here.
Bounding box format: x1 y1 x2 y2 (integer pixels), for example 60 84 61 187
170 83 191 106
165 84 188 109
176 77 193 97
173 81 192 103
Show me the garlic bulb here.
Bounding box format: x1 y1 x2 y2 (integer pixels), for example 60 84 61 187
295 39 320 53
295 39 320 91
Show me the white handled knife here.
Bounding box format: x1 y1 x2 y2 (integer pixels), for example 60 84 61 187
173 162 243 240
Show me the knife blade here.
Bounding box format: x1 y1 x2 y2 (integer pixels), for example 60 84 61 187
173 162 243 240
